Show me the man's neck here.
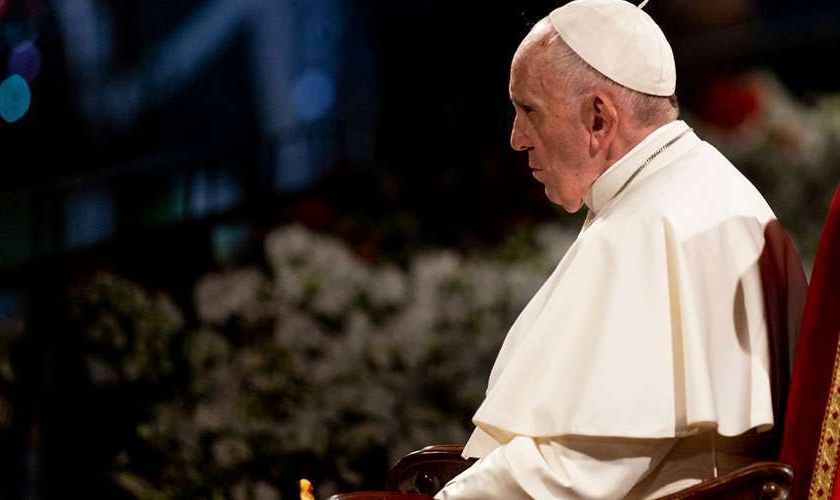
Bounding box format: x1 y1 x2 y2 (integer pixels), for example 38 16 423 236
604 120 673 168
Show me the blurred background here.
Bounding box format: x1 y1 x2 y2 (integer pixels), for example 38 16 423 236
0 0 838 498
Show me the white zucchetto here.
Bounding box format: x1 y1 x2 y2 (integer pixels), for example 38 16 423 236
548 0 676 96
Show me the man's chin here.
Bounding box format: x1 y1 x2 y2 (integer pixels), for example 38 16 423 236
546 190 584 213
561 202 585 214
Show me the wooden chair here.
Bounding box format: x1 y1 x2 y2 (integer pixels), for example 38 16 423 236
331 185 840 500
373 445 794 499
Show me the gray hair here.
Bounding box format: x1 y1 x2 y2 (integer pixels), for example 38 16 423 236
549 33 679 127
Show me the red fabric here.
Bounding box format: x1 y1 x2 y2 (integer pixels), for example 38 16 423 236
759 219 809 444
779 185 840 500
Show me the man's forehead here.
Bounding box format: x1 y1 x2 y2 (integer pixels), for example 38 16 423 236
509 64 548 108
511 20 560 87
510 21 560 100
514 19 555 61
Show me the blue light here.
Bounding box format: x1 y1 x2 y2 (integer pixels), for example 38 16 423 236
64 188 116 249
216 169 243 213
8 41 42 81
0 75 31 123
291 68 336 123
188 170 211 217
275 140 315 191
188 169 243 218
212 223 250 263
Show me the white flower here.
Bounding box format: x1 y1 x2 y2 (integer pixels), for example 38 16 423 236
274 267 308 304
153 294 185 331
534 224 577 263
254 482 280 500
231 481 250 500
186 329 231 371
194 268 270 325
238 347 265 374
276 406 329 454
212 436 252 468
438 293 470 324
193 365 240 431
504 262 545 310
306 338 361 387
465 261 505 310
345 311 373 351
310 312 370 384
310 284 355 317
368 264 408 309
268 226 371 317
265 224 314 269
377 305 436 369
273 304 326 354
308 237 370 316
356 382 397 420
411 251 462 305
193 403 224 431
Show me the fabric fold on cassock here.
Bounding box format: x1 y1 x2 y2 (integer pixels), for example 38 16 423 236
464 120 803 459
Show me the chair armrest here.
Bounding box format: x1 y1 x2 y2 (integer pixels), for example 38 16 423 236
386 445 475 496
656 461 794 500
383 446 793 499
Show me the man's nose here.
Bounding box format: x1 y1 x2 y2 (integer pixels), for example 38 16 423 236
509 117 531 151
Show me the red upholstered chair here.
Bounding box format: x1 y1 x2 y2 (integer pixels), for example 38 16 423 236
778 184 840 499
331 185 840 500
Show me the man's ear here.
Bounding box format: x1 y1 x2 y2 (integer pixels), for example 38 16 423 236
584 93 619 156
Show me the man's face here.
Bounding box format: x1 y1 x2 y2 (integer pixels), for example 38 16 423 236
508 29 598 212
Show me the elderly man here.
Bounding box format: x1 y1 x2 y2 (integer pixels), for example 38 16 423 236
435 0 807 499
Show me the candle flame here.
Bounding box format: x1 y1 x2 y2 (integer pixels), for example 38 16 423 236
299 478 315 500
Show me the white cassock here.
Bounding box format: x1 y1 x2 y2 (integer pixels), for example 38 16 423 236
436 120 807 499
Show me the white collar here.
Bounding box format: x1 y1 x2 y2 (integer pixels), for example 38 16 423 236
583 120 692 215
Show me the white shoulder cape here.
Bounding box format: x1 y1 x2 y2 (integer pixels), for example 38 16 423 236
465 123 806 457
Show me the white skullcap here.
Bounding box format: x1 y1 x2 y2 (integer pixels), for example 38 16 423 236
548 0 676 96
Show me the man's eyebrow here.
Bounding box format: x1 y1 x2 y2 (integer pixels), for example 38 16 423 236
511 98 534 110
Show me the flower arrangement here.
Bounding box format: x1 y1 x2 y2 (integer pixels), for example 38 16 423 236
71 273 184 387
77 223 576 499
